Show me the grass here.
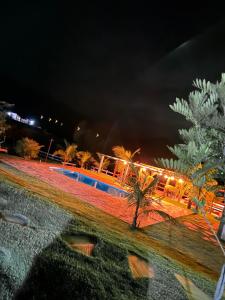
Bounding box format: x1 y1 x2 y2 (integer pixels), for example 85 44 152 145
0 158 224 299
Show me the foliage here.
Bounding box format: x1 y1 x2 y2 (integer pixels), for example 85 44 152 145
53 142 77 163
157 75 225 211
126 162 173 229
15 137 43 159
76 151 92 168
112 145 140 161
91 153 111 170
0 101 13 137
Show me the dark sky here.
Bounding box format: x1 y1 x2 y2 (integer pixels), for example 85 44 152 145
1 2 225 161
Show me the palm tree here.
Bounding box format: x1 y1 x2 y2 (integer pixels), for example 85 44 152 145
112 145 140 181
92 153 110 170
127 162 173 229
112 145 140 161
76 151 92 168
53 141 77 163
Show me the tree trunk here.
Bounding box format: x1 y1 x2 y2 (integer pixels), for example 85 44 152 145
187 199 192 209
131 198 141 229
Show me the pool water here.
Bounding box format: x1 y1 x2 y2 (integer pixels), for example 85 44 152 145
50 167 128 198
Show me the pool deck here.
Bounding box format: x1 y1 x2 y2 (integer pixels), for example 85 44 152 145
0 156 192 227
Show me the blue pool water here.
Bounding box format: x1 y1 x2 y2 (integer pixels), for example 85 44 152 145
50 167 129 198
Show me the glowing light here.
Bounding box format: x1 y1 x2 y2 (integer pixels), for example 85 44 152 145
7 112 12 116
178 179 184 183
123 161 127 165
49 118 52 122
55 120 58 123
77 126 80 131
170 176 174 180
40 115 44 119
60 122 63 126
29 119 35 126
96 133 99 138
164 175 168 178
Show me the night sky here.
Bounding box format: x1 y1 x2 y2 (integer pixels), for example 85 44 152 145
1 2 225 162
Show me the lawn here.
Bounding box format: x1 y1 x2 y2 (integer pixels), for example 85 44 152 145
0 158 224 299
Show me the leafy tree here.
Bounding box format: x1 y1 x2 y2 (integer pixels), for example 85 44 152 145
76 151 92 168
0 101 13 137
53 141 77 163
127 162 172 229
157 75 225 223
15 137 43 159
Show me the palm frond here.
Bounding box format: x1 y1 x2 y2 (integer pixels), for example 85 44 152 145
144 209 176 224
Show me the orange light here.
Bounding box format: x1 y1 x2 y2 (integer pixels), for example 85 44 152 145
178 178 183 183
123 161 127 165
170 176 174 180
164 175 168 178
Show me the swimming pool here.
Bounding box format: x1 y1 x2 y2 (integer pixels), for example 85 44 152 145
50 167 129 198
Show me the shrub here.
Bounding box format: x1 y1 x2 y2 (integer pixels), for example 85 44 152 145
15 137 43 159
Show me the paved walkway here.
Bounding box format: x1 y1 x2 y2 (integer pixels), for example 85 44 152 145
1 157 191 227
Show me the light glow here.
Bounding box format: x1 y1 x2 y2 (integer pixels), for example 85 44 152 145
29 119 35 126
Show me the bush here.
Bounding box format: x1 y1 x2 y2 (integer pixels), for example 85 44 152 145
15 137 43 159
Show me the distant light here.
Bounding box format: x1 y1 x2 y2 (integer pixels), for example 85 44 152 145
60 122 63 126
7 112 12 116
170 176 174 180
49 118 52 122
55 120 58 123
40 115 44 119
178 179 183 184
96 133 99 138
29 119 35 126
164 175 168 178
77 126 80 131
123 161 127 165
